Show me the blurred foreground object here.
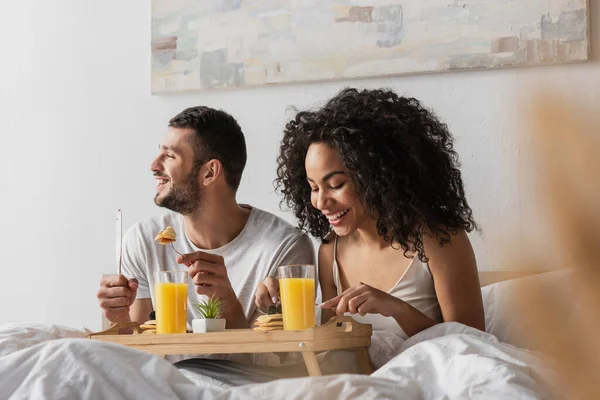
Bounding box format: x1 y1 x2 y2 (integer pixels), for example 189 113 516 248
519 92 600 400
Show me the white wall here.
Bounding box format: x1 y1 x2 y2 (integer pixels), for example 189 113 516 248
0 1 598 330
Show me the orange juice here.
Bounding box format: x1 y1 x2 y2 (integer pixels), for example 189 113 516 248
280 278 315 330
155 282 188 334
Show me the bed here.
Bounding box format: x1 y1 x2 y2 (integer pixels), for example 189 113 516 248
0 270 567 399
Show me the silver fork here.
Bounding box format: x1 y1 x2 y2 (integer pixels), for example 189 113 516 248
170 242 183 256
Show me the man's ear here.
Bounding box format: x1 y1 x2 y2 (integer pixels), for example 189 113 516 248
200 159 223 187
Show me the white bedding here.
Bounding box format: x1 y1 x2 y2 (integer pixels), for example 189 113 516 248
0 322 556 400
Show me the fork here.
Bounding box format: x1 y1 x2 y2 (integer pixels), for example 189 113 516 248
170 242 183 256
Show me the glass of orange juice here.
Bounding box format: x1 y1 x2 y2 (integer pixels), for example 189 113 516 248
278 264 316 331
154 271 188 334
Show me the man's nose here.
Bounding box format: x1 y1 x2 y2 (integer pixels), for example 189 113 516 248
150 155 163 173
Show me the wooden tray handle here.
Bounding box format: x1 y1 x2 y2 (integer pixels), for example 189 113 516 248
321 316 357 333
86 322 141 338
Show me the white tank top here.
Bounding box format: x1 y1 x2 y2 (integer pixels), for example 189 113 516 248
332 236 442 339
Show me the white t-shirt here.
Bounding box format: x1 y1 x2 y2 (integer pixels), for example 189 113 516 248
121 206 316 327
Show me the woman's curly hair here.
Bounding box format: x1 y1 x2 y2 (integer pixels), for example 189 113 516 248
276 87 478 262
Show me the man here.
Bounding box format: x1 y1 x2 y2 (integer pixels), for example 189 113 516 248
97 106 314 332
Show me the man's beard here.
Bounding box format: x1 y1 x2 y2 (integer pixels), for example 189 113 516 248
154 167 202 215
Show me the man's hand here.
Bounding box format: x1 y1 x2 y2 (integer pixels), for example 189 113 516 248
177 251 247 328
255 277 279 312
97 275 138 324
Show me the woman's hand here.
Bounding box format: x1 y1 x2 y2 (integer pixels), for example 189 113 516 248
319 282 404 318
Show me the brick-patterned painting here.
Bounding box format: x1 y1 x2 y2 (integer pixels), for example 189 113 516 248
151 0 590 93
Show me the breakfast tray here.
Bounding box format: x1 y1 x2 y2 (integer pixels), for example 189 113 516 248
87 316 373 376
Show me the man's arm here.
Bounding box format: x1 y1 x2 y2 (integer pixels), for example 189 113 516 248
98 224 154 328
130 299 154 324
120 225 154 323
254 233 316 316
177 251 249 329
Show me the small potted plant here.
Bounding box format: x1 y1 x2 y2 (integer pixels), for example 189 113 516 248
191 295 226 333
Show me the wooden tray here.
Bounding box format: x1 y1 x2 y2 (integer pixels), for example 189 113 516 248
87 316 373 376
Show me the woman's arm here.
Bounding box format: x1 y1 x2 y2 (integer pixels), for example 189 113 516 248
320 230 485 336
426 229 485 331
392 230 484 335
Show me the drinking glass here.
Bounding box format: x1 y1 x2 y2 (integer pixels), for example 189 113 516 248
278 264 316 330
154 271 188 334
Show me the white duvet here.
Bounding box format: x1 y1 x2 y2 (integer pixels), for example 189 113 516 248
0 322 556 400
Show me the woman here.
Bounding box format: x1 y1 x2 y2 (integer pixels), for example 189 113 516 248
256 88 485 342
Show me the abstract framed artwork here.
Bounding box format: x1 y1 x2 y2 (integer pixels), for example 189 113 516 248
151 0 590 93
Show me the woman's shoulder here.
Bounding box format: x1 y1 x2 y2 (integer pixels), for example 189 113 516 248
318 232 337 252
422 228 477 273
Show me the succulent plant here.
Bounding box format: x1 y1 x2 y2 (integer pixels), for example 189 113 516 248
193 295 225 319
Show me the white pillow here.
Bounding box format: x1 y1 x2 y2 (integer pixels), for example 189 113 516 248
481 269 575 350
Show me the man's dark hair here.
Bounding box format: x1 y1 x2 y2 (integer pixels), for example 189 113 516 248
169 106 247 191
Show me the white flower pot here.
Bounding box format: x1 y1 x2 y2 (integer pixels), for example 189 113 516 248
192 318 226 333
